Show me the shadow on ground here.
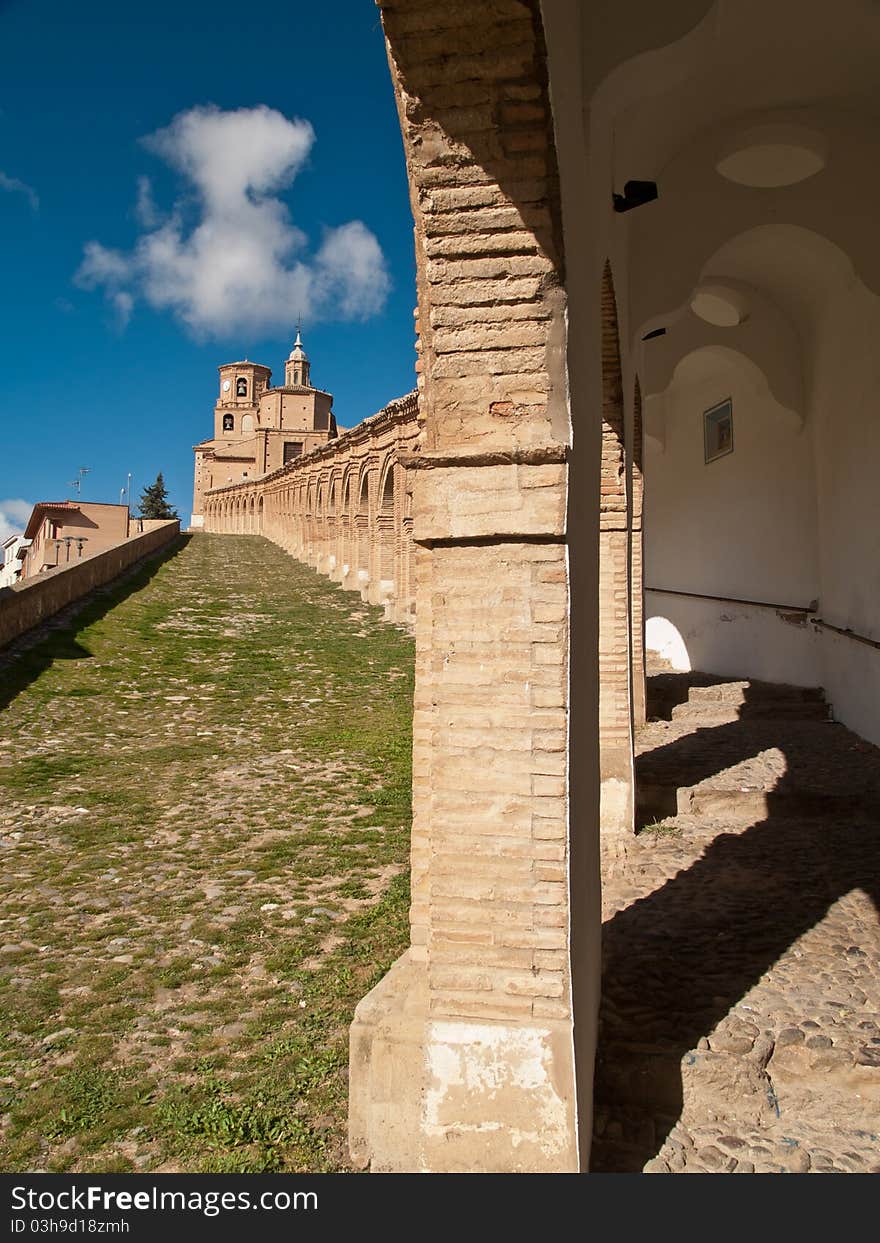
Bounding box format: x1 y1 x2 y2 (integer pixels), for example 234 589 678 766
0 535 190 712
592 676 880 1171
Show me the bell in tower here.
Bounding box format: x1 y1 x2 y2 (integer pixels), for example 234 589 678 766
285 329 311 388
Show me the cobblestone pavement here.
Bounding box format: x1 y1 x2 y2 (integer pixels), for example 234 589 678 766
592 666 880 1173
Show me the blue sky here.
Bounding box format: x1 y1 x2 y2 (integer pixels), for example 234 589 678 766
0 0 416 532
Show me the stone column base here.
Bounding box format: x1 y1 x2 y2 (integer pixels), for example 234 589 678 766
349 950 579 1173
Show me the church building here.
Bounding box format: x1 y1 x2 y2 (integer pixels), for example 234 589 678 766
191 332 337 527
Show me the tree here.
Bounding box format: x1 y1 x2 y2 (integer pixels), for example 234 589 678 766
137 473 179 520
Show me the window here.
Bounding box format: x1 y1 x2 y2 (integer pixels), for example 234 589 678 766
704 398 734 463
236 377 248 397
283 441 304 463
223 413 234 431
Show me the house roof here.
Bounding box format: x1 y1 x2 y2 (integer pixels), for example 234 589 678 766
23 502 81 541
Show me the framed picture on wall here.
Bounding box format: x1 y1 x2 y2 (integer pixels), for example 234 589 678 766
704 397 734 463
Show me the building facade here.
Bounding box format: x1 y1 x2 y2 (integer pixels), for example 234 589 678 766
21 501 131 580
191 333 338 526
0 535 29 588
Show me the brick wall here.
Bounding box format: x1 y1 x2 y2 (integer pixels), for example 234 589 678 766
0 521 181 649
631 375 646 727
599 263 634 830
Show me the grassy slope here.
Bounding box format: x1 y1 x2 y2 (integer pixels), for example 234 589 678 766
0 534 414 1172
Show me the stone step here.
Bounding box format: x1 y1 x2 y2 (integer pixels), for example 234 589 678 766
647 675 828 723
668 699 830 725
686 682 825 706
636 779 864 827
596 1039 778 1121
594 1029 880 1171
646 653 676 673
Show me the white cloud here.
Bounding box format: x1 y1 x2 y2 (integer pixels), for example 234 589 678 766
0 499 33 542
75 105 390 338
0 171 38 211
135 175 160 229
111 290 134 327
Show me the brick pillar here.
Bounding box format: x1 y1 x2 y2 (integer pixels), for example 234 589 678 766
630 376 646 728
349 0 591 1173
598 264 634 835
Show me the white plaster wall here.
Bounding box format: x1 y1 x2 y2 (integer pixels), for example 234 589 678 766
811 279 880 745
818 630 880 747
645 356 819 607
645 282 880 743
646 590 820 686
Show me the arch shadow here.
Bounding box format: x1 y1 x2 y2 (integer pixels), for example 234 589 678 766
592 675 880 1170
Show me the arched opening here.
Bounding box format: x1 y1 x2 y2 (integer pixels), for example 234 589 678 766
380 463 394 511
357 470 370 516
355 470 371 594
377 460 396 601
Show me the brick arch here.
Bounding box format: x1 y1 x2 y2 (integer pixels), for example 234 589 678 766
376 456 397 592
356 467 371 515
602 261 626 461
327 469 341 516
630 374 646 727
598 260 634 837
339 466 354 514
378 457 395 511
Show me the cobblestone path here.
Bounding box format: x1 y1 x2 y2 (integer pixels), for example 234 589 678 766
0 534 414 1173
593 665 880 1173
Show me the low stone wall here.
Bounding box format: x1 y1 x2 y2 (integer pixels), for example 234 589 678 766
203 393 420 626
0 520 181 649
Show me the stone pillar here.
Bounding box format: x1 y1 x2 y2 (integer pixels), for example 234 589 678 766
339 506 353 588
349 0 593 1173
630 376 646 728
598 264 634 835
351 450 575 1173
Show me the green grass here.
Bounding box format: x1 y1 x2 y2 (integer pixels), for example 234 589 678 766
0 533 414 1172
637 818 682 837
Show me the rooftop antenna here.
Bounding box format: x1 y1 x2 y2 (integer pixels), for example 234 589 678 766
78 466 91 498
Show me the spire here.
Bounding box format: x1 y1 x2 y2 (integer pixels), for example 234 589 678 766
288 326 308 361
286 326 311 386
